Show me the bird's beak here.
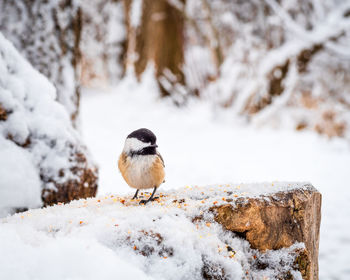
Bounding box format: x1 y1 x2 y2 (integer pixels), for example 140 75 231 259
149 144 158 148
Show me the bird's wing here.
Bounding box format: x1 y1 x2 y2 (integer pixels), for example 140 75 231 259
157 151 165 167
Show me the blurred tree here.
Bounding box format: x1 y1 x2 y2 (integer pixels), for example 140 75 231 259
0 0 82 125
124 0 186 102
80 0 126 88
184 0 350 137
1 0 349 137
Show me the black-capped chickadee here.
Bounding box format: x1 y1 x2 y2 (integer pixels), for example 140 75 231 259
118 128 165 204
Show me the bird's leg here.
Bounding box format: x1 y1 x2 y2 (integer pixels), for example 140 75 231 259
148 187 158 201
132 189 139 200
140 187 158 204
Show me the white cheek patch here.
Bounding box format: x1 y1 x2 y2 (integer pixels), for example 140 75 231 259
123 138 150 153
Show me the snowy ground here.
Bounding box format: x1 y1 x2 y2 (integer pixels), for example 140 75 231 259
80 74 350 279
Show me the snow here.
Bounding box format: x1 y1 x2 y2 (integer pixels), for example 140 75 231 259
1 68 349 278
1 65 349 278
0 182 307 280
0 32 91 216
79 73 350 279
184 0 350 136
1 1 349 278
130 0 143 28
0 138 41 217
0 0 81 120
0 224 152 280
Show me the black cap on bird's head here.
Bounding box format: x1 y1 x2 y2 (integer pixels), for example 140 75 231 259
127 128 157 145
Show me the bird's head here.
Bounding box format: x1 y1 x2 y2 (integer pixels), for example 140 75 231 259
123 128 158 156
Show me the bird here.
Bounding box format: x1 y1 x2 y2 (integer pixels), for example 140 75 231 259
118 128 165 204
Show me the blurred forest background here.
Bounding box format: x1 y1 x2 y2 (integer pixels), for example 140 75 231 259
1 0 350 137
1 1 350 279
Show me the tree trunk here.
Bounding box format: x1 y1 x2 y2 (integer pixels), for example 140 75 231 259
0 0 82 125
124 0 186 98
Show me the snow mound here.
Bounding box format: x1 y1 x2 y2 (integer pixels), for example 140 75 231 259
0 32 97 216
0 182 311 280
0 0 82 121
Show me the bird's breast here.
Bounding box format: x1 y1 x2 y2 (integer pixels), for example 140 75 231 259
118 153 165 189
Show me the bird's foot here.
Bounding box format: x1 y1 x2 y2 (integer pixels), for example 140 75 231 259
132 189 139 200
139 197 159 205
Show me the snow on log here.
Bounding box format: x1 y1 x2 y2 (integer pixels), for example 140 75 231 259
0 182 321 280
0 32 97 216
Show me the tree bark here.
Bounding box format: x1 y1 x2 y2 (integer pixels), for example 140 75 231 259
124 0 186 97
213 186 321 280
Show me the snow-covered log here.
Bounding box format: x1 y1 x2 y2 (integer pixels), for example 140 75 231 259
214 185 321 280
0 0 82 124
0 33 97 217
0 183 321 279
